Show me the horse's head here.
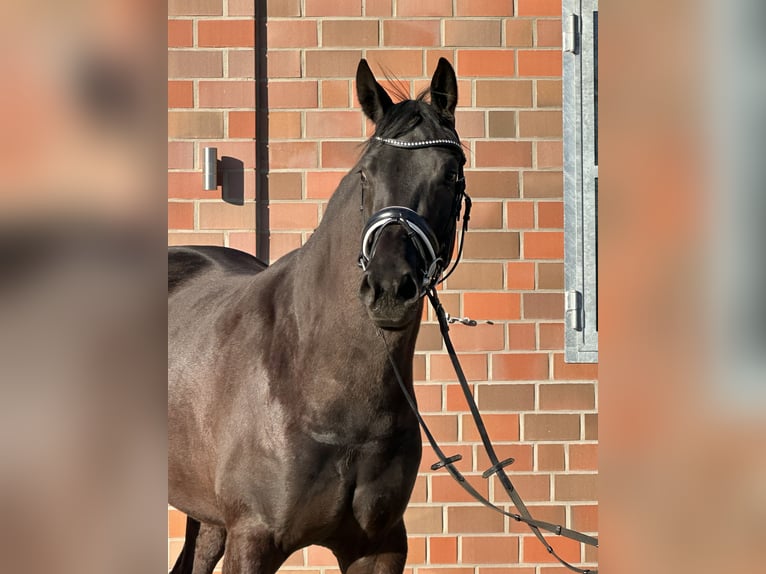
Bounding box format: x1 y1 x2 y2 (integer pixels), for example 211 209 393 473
355 58 468 330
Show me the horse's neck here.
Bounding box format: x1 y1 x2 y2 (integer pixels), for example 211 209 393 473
298 173 364 302
292 174 421 363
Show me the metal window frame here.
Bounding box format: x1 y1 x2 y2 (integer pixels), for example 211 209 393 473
563 0 598 363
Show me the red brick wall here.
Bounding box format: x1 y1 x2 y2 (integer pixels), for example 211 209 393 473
168 1 597 571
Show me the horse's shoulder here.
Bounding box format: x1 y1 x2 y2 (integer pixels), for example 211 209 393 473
168 245 268 294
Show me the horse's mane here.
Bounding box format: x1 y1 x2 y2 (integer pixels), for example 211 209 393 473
368 95 459 146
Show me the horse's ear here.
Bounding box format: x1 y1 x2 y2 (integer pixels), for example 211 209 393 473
356 59 393 124
430 58 458 125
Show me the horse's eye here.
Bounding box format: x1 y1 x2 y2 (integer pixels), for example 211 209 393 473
446 171 459 184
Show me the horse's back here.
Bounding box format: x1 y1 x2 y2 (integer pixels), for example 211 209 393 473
168 245 268 294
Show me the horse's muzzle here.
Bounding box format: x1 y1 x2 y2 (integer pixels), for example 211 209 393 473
358 206 442 329
359 266 421 330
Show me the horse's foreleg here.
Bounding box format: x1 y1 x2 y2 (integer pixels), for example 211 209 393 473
170 517 226 574
221 523 285 574
192 523 226 574
335 520 408 574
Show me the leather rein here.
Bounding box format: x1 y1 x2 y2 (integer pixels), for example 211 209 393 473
365 135 599 574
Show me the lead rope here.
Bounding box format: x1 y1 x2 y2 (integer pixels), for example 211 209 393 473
378 291 598 574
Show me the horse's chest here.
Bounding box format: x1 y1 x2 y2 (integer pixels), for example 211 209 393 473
277 432 421 547
348 448 418 533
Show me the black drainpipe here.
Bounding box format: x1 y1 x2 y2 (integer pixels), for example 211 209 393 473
254 0 269 263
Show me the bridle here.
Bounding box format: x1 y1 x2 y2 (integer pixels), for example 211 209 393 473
362 136 599 573
357 136 471 294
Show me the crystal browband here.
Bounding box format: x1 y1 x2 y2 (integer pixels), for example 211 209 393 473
373 136 464 151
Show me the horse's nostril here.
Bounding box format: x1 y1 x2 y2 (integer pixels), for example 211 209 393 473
360 272 376 305
396 273 419 302
361 270 419 307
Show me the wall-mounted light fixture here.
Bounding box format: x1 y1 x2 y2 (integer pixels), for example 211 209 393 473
203 146 219 190
202 147 245 205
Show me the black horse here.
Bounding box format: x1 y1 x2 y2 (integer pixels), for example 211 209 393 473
169 58 467 574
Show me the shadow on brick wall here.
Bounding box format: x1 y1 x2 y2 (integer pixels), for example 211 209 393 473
220 156 244 206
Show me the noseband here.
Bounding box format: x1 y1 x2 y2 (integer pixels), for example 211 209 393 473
358 136 471 293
